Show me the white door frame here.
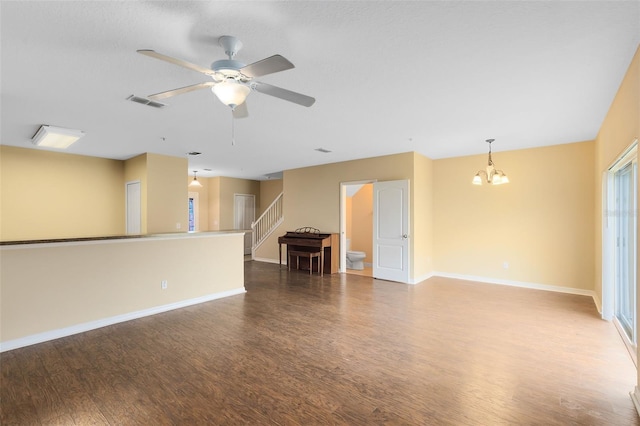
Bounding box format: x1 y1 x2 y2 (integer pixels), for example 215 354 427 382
604 141 638 318
125 180 141 235
339 180 376 273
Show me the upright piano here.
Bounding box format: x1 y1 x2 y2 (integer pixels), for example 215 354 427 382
278 228 339 274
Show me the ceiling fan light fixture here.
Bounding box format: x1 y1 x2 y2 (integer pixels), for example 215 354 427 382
212 81 250 108
137 36 314 115
32 125 85 149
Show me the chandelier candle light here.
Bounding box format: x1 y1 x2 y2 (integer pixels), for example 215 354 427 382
472 139 509 185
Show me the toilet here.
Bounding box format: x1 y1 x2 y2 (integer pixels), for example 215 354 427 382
346 239 367 270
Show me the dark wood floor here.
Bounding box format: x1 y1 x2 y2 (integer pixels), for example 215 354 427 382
2 261 638 425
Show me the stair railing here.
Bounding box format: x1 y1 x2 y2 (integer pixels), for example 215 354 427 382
251 192 284 256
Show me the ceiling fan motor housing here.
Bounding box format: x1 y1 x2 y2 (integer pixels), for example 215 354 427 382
211 59 247 81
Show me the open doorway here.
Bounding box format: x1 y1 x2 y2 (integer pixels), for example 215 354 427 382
340 179 411 283
340 181 374 277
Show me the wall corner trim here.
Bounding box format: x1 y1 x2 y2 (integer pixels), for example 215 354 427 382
410 272 436 285
0 287 246 353
592 293 603 315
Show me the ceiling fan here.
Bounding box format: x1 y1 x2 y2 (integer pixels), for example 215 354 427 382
137 35 315 119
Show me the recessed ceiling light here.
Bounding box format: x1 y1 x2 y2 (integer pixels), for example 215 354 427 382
31 125 85 149
203 168 213 171
315 148 331 153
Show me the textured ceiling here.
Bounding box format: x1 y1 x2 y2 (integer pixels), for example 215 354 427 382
1 1 639 179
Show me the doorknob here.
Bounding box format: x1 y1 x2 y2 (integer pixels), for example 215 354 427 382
402 234 408 239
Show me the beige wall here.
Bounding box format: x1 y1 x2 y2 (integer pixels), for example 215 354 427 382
112 152 189 235
350 184 373 263
286 152 414 231
146 153 188 234
345 196 353 240
258 179 283 217
413 152 434 281
594 44 639 388
595 45 640 300
1 146 124 241
1 233 245 346
433 141 595 290
1 148 193 240
208 177 221 230
218 177 260 230
255 152 419 269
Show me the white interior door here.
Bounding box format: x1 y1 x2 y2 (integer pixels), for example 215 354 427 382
126 181 141 235
234 194 255 255
373 180 409 283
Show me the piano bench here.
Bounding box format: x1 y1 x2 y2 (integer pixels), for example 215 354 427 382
288 250 323 276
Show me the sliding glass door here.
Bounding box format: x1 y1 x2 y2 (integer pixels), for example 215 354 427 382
614 158 637 346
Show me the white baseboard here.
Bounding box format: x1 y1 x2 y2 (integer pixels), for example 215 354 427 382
631 387 640 418
431 272 599 307
410 272 436 285
253 257 283 265
0 287 246 353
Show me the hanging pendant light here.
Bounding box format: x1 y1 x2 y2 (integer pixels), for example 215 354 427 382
472 139 509 185
189 170 203 187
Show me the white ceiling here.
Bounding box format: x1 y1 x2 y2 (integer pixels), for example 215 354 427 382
1 1 639 180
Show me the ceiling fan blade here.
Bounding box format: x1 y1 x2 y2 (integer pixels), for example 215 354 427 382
148 82 215 100
252 82 315 107
240 55 294 78
137 49 214 76
233 101 249 119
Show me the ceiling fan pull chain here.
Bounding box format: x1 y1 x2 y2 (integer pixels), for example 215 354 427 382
231 111 235 146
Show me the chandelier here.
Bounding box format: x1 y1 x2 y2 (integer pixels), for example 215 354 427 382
472 139 509 185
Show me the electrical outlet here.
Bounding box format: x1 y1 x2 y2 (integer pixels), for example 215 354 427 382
176 222 181 230
161 280 168 289
503 261 509 269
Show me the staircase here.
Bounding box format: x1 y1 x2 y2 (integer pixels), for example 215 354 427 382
251 192 283 257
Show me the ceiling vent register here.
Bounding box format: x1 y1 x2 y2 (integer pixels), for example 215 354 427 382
126 95 166 109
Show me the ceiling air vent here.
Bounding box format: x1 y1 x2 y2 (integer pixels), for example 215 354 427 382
187 151 201 156
315 147 331 153
126 95 166 109
265 171 283 179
